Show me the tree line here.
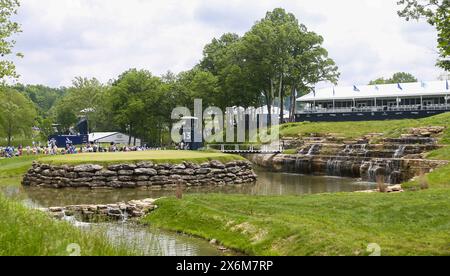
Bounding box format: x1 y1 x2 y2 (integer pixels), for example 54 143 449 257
1 1 448 146
1 8 341 146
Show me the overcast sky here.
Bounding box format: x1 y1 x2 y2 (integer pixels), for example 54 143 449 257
12 0 445 88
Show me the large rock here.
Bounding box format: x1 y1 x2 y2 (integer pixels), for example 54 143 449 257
134 168 157 175
74 164 103 172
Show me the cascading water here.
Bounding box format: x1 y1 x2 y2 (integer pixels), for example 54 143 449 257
295 156 312 174
307 144 320 156
327 159 342 176
393 145 407 158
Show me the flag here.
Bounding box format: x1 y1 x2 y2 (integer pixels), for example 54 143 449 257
375 86 379 91
353 85 360 92
421 81 426 88
397 83 403 90
333 87 335 96
446 80 449 90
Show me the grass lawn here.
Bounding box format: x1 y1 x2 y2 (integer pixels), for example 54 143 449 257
143 113 450 256
0 155 39 178
0 194 135 256
144 190 450 256
0 156 136 256
37 150 244 166
280 112 450 143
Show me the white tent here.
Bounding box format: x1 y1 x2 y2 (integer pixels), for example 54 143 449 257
89 132 141 146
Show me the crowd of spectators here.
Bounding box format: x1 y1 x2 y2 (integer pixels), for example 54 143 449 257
0 142 161 158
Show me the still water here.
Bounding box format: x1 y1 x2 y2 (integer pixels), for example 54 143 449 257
1 169 375 256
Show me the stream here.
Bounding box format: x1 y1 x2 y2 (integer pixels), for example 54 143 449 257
1 168 375 256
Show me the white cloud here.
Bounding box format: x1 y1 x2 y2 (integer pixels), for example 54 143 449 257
12 0 444 87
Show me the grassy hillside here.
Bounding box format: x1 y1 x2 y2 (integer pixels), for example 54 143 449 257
144 113 450 256
0 195 136 256
144 190 450 256
0 156 135 256
281 112 450 143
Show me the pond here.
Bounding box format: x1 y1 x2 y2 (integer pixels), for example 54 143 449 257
1 169 375 256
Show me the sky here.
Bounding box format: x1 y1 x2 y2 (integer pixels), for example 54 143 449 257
11 0 446 88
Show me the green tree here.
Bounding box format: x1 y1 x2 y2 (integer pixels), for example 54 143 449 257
239 8 339 121
0 0 22 80
397 0 449 71
369 72 418 85
199 33 261 109
53 77 107 133
38 117 54 141
54 103 77 134
109 69 167 145
13 84 66 116
0 87 37 145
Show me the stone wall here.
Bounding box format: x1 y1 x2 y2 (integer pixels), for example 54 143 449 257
22 160 257 189
247 154 448 184
43 198 158 221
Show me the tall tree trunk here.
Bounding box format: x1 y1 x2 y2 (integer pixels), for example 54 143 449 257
290 87 296 122
279 75 284 124
7 120 12 146
128 124 133 145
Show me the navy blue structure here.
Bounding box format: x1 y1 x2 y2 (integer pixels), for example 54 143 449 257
295 109 449 122
77 118 89 135
48 135 89 147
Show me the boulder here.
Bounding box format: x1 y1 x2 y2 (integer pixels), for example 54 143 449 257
74 164 103 172
134 168 157 175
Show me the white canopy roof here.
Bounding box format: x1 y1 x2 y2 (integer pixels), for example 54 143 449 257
298 81 450 102
89 132 118 142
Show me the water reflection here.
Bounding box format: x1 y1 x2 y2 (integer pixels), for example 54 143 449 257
0 170 375 256
2 170 376 207
83 223 222 256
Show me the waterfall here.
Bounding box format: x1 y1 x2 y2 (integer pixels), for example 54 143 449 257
307 144 320 156
393 145 407 158
361 144 369 157
327 159 342 176
62 211 90 227
294 156 312 174
340 145 351 156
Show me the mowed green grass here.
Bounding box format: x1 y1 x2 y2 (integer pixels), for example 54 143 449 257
281 112 450 143
0 156 136 256
144 190 450 256
0 194 135 256
0 155 39 178
37 150 244 165
143 113 450 256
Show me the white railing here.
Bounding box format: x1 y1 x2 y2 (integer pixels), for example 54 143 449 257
207 144 283 153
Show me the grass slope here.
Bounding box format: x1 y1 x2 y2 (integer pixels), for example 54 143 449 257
37 150 244 166
0 156 135 256
280 112 450 143
0 195 134 256
145 191 450 256
0 156 39 178
144 113 450 256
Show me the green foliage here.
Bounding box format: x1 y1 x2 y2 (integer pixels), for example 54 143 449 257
13 84 66 116
369 72 418 85
199 8 339 120
0 194 135 256
145 190 450 256
108 69 171 145
53 77 106 133
0 86 37 145
0 0 22 80
397 0 449 71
